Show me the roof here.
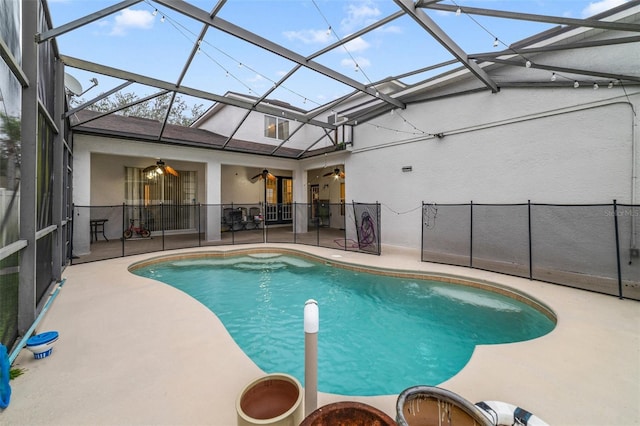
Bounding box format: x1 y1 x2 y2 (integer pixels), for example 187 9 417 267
71 109 325 158
47 0 640 158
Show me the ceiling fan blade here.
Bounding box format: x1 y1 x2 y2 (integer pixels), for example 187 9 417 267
164 165 179 177
266 172 276 181
143 165 156 173
339 172 345 178
322 172 333 177
251 173 262 180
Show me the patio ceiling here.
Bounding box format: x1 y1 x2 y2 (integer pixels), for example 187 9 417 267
42 0 640 158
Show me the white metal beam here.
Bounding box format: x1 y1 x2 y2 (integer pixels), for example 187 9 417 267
422 3 640 33
394 0 499 93
36 0 142 43
153 0 406 109
59 55 336 130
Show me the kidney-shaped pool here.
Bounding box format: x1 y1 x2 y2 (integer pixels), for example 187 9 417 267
131 251 555 396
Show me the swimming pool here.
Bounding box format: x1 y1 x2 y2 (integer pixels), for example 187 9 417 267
131 250 555 396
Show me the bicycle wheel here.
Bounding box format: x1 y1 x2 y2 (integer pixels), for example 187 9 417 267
123 230 133 239
141 229 151 238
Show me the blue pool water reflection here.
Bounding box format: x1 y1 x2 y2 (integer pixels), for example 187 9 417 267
132 253 555 396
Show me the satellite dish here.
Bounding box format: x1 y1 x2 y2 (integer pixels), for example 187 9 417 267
64 73 83 96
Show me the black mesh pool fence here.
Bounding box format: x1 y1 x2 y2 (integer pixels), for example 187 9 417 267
421 201 640 300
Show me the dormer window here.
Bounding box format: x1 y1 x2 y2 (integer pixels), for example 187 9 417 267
265 115 289 140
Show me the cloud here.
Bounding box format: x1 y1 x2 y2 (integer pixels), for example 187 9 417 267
344 37 370 53
283 29 332 44
110 8 155 36
341 1 381 33
581 0 628 17
341 56 371 71
376 25 402 34
248 74 265 84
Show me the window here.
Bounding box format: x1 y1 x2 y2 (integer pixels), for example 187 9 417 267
125 167 196 205
125 167 197 231
264 115 289 140
265 178 276 203
282 178 293 204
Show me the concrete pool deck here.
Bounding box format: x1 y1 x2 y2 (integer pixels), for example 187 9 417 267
3 244 639 425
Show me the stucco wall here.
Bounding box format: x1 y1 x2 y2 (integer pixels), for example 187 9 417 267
89 153 206 205
220 165 291 204
197 107 336 151
348 88 639 249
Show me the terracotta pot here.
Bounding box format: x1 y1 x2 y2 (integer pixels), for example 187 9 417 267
236 373 304 426
300 401 396 426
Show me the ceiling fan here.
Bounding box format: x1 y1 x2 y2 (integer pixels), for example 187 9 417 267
251 169 276 181
143 159 179 177
323 168 345 179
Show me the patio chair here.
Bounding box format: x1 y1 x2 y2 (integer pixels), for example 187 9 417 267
247 207 262 229
222 208 234 231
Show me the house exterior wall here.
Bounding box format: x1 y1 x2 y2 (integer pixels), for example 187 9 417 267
72 134 304 253
196 106 336 151
348 87 638 249
73 12 639 253
220 165 291 204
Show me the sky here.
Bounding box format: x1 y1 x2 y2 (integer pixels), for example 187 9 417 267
47 0 630 111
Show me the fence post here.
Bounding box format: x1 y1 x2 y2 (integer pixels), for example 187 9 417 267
121 203 125 257
316 203 320 247
293 202 298 244
343 202 347 251
469 200 473 267
70 204 75 264
160 202 165 251
198 203 201 247
613 200 623 299
528 200 533 280
376 202 381 255
231 202 235 245
421 202 425 262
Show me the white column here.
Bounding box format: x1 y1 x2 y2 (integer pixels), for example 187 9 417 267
293 166 308 233
72 147 91 255
206 160 222 241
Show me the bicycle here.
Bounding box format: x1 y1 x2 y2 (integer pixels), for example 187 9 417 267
123 218 151 239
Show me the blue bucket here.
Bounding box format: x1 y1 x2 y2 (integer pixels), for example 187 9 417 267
0 344 10 409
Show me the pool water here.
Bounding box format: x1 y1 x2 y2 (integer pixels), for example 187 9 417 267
133 253 555 396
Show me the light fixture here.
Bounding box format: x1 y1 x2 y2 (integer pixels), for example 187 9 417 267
323 168 345 179
525 60 532 68
152 9 158 16
143 160 179 178
493 37 499 47
608 81 614 89
550 72 556 82
574 80 580 88
251 169 276 181
456 7 461 16
593 82 599 90
160 15 165 23
326 26 332 36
